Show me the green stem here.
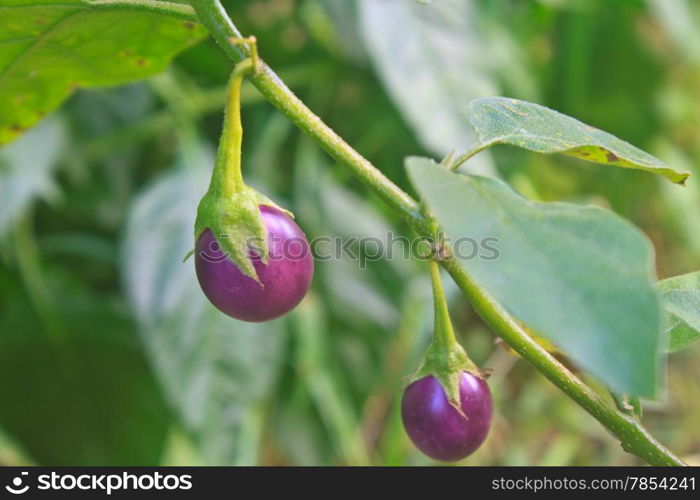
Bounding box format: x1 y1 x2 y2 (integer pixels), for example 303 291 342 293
423 260 479 406
451 142 493 170
185 0 684 466
428 260 458 351
187 0 427 232
208 58 253 196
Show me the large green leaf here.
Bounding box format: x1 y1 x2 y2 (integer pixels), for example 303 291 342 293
360 0 490 156
360 0 535 174
407 157 663 396
659 271 700 352
0 0 206 145
121 145 285 464
0 117 64 235
466 97 690 184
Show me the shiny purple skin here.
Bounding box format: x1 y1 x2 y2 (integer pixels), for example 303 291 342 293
401 371 493 462
195 205 314 322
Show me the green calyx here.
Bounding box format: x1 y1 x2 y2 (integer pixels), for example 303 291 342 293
193 186 290 282
408 260 485 415
185 44 293 282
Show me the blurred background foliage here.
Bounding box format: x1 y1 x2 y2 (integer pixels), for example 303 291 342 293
0 0 699 465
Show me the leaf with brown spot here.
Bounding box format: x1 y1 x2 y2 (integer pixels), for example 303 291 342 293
465 97 690 184
0 0 207 146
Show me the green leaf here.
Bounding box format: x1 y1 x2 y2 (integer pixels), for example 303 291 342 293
406 157 663 396
121 145 285 464
0 0 206 145
466 97 690 184
0 117 64 236
0 294 169 465
360 0 535 174
659 271 700 352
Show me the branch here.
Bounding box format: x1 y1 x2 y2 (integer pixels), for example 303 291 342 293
187 0 684 466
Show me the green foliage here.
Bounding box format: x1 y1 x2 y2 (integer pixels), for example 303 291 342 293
0 289 168 465
659 271 700 352
360 0 535 171
407 157 662 396
465 97 690 184
0 0 699 466
360 0 496 171
0 0 206 145
0 118 64 235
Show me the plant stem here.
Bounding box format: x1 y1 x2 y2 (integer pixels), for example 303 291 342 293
187 0 428 232
209 58 252 196
451 142 493 170
428 260 457 351
423 260 479 403
185 0 684 466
